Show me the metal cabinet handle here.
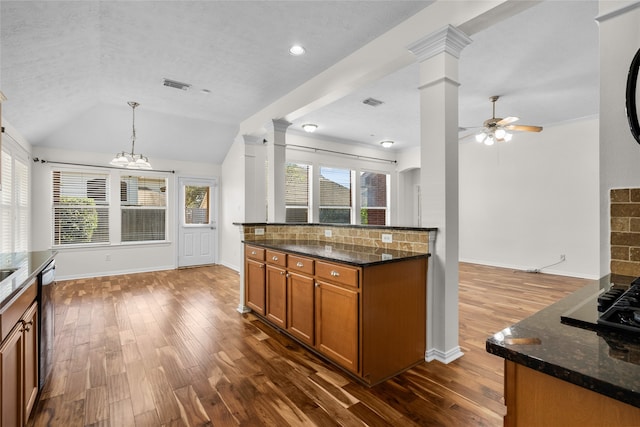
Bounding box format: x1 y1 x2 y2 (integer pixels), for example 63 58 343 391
286 273 290 278
272 256 278 261
315 282 320 287
296 262 304 268
251 251 257 255
259 264 264 269
280 271 285 276
22 320 33 332
330 270 340 277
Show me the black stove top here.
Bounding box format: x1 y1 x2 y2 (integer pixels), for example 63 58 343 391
597 277 640 332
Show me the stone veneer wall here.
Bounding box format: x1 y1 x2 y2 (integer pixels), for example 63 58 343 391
610 189 640 276
241 224 430 253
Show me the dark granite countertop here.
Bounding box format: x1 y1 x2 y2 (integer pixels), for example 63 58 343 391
235 222 437 232
0 250 56 312
486 274 640 408
242 239 429 267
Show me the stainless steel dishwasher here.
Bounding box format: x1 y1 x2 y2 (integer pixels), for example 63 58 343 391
37 259 55 390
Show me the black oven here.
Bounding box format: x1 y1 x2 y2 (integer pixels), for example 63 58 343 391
37 259 55 390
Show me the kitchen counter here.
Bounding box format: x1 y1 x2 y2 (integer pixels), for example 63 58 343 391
242 239 429 267
486 274 640 409
0 250 56 311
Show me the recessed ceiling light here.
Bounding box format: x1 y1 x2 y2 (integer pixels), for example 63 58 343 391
302 123 318 133
380 140 394 148
289 45 306 56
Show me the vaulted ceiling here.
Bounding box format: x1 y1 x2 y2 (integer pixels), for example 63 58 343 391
0 1 599 163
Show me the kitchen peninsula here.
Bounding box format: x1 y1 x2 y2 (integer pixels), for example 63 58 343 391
486 274 640 426
235 223 434 385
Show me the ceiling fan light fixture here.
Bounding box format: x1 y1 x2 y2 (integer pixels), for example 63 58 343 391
484 136 495 146
475 132 487 143
503 132 513 142
494 128 507 139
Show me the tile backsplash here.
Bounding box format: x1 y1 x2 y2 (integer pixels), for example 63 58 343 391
610 189 640 276
241 224 431 253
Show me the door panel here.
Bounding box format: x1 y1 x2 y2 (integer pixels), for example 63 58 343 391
178 178 218 267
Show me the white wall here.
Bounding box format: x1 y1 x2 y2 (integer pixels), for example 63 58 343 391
459 117 600 279
598 2 640 275
31 146 219 279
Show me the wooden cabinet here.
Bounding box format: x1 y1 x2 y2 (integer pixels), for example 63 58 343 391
243 243 427 385
265 265 287 328
245 246 266 314
503 360 640 426
0 300 38 427
315 278 359 373
286 254 315 346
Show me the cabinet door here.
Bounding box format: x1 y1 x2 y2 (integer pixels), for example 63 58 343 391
315 280 359 373
246 259 266 315
265 265 287 329
287 272 314 346
22 303 38 422
1 323 24 427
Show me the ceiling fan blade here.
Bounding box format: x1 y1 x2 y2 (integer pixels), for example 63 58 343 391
506 124 543 132
497 116 519 126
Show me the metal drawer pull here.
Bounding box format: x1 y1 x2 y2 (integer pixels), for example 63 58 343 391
280 271 285 276
315 282 319 287
272 256 278 261
259 264 264 269
330 270 340 277
251 251 257 255
296 262 304 267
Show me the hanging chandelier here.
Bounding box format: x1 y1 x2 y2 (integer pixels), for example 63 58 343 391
110 101 152 170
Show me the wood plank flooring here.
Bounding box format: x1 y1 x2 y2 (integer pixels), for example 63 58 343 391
27 262 590 427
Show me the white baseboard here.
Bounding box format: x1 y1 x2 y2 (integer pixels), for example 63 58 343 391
426 346 464 364
55 264 176 281
218 260 240 273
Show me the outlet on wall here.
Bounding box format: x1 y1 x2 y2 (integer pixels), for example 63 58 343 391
255 228 265 236
382 233 393 243
325 229 332 238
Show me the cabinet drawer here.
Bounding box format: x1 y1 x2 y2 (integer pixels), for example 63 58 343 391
266 250 287 268
316 261 359 288
245 245 265 261
287 255 314 275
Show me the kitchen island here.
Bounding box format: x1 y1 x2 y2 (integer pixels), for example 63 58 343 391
242 239 429 386
486 274 640 426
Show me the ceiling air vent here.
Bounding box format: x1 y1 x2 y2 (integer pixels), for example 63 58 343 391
362 97 384 107
163 78 191 91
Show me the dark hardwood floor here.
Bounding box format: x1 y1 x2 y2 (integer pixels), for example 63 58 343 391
27 262 590 426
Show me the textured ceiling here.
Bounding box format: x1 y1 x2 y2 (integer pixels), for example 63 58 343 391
290 0 600 151
0 0 429 163
0 1 600 163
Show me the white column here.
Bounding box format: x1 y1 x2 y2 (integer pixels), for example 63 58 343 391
408 25 471 363
266 119 290 222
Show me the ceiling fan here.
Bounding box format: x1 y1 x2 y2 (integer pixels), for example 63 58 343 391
465 96 543 145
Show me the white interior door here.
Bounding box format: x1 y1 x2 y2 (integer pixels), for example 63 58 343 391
178 177 218 267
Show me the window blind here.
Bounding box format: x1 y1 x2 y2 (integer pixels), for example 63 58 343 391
0 150 12 253
52 170 110 245
121 176 166 242
319 166 352 224
360 171 388 225
285 163 309 222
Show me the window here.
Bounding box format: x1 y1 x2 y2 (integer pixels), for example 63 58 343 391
285 163 310 222
319 166 352 224
52 170 109 246
184 185 209 225
121 176 167 242
360 171 389 225
0 138 29 253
